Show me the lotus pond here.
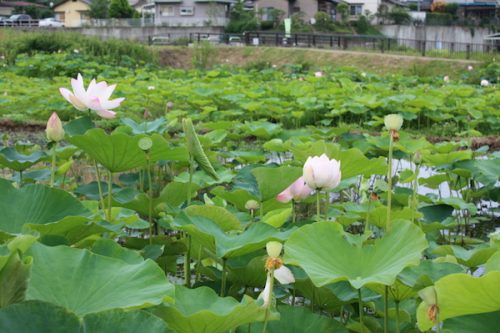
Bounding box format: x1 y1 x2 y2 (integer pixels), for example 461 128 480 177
0 49 499 333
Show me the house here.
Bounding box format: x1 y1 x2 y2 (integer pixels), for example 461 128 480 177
152 0 233 26
53 0 91 27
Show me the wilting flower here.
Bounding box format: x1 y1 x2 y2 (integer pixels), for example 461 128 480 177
443 76 449 83
314 71 323 78
418 286 438 322
59 73 125 119
46 112 64 142
259 241 295 307
303 154 341 191
480 79 490 87
276 176 313 203
384 114 403 131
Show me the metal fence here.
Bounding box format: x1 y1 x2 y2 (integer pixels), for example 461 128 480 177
181 32 499 60
82 17 229 28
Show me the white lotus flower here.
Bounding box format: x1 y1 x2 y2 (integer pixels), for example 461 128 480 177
467 65 473 71
481 79 490 87
303 154 341 190
443 76 449 83
59 73 124 119
314 71 323 78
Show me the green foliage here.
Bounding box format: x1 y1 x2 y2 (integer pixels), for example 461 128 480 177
388 7 411 24
109 0 136 18
89 0 110 19
192 41 217 70
225 0 258 33
337 3 349 24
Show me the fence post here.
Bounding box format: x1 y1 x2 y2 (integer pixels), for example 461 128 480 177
197 33 200 43
294 33 298 46
380 39 385 53
388 39 391 51
343 37 348 50
330 35 333 48
312 34 316 47
421 41 426 57
275 33 279 46
466 44 471 60
307 34 311 47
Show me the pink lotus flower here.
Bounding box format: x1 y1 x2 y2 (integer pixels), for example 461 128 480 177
303 154 341 190
46 112 64 142
59 73 124 119
276 176 312 203
314 71 323 78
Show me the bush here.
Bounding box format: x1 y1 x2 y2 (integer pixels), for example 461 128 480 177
354 15 370 34
109 0 136 19
90 0 110 19
388 8 411 24
225 1 258 33
426 12 454 25
314 11 333 32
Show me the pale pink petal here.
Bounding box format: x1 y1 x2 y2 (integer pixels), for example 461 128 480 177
87 81 108 98
101 84 116 100
275 266 295 284
100 97 125 110
71 74 86 101
90 97 117 119
303 159 317 189
290 176 313 201
68 93 88 111
59 87 73 103
276 187 293 203
258 275 272 308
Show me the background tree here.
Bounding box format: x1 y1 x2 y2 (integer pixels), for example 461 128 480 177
90 0 110 19
109 0 135 19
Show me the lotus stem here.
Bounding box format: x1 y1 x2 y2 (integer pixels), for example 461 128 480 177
384 286 389 333
292 200 296 224
94 160 106 218
184 234 191 288
325 192 329 220
49 143 57 187
316 191 321 222
187 155 194 205
19 170 23 187
358 288 364 333
412 164 420 226
147 154 153 244
395 300 401 333
387 133 394 231
262 270 275 333
107 170 113 221
220 258 227 297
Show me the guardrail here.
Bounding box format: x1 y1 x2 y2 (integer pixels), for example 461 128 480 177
179 32 499 60
0 20 39 27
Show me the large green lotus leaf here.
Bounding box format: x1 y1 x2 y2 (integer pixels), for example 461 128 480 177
239 305 348 333
90 238 144 264
185 205 241 231
83 309 173 333
432 244 497 268
290 141 341 164
285 220 427 289
174 212 292 258
121 117 167 135
26 216 112 246
337 149 387 179
64 116 94 136
368 206 422 229
485 251 500 273
0 147 46 172
455 159 500 187
153 286 269 333
26 243 174 316
398 260 465 290
251 166 302 201
210 186 259 211
68 128 146 173
443 311 500 333
0 180 90 234
0 301 81 333
417 272 500 331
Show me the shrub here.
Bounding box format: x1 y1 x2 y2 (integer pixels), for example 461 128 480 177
388 8 411 24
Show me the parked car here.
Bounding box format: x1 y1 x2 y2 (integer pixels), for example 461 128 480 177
39 18 64 28
4 14 34 26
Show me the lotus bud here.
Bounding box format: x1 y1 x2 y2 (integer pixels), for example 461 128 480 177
480 79 490 87
384 114 403 131
266 241 283 258
245 200 259 211
166 101 174 112
303 154 341 191
46 112 65 142
414 150 422 164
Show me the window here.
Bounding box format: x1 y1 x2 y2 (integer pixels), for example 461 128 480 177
350 4 363 16
161 5 175 17
180 6 194 16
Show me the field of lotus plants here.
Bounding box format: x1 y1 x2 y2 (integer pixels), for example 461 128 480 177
0 47 499 333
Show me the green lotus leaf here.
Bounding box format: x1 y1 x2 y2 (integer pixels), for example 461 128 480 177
153 286 270 333
0 147 46 172
485 251 500 273
211 187 259 211
90 238 144 264
443 311 500 333
121 117 167 135
285 220 428 289
251 166 302 201
83 309 173 333
398 260 465 290
239 305 348 333
263 208 292 228
185 205 241 231
173 212 292 259
432 245 497 268
0 180 90 235
455 158 500 187
68 128 146 173
26 216 111 246
26 242 174 316
0 301 173 333
0 301 81 333
417 271 500 331
64 116 94 136
183 118 219 180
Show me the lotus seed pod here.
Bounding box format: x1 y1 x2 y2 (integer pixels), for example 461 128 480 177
138 137 153 151
414 150 423 164
384 114 403 131
266 241 283 258
245 199 259 211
